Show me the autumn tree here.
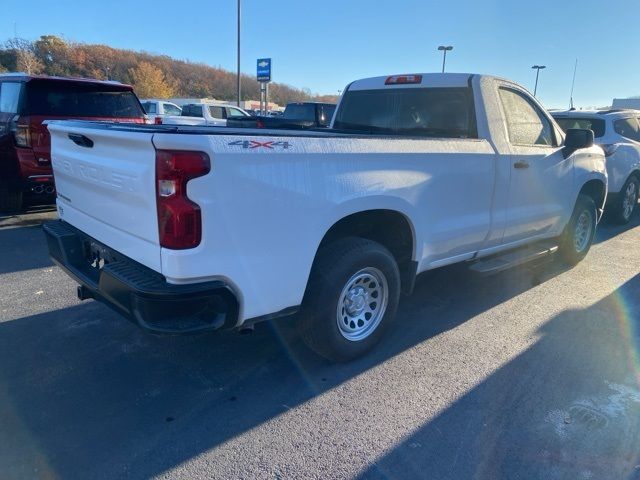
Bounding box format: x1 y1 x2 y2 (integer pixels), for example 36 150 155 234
0 35 333 105
34 35 69 76
128 61 175 98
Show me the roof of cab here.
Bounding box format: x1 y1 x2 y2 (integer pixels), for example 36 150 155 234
551 109 640 119
347 73 480 91
0 73 132 89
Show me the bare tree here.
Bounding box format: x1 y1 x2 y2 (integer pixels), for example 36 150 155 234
4 37 43 74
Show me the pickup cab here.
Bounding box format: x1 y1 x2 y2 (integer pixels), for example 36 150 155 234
161 103 250 126
43 73 606 361
226 101 336 129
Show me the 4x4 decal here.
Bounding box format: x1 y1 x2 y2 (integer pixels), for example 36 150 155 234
228 140 291 150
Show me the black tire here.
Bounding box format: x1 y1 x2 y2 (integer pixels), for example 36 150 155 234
299 237 401 362
0 185 24 214
611 174 639 225
559 194 597 265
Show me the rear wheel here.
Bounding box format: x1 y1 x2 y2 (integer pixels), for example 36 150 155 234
612 175 638 224
559 194 597 265
0 185 24 213
299 237 400 362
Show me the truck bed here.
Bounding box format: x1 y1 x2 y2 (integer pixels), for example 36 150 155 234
47 119 476 141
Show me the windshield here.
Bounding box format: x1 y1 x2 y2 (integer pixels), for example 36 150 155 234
26 82 144 118
554 116 606 138
333 87 476 137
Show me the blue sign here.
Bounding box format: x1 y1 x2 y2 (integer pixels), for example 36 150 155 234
257 58 271 82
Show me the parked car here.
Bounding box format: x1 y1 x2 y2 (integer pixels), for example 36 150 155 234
140 99 182 122
161 103 250 126
44 73 605 361
226 101 336 129
552 109 640 223
0 73 146 212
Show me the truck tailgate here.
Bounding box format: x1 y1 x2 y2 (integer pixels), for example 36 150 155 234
48 122 161 271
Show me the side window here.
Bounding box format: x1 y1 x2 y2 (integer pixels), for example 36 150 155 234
226 107 246 118
191 105 203 118
163 103 181 116
614 118 640 142
0 82 23 114
142 102 157 114
209 106 225 119
499 88 555 146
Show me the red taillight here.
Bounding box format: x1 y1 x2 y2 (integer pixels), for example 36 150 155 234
155 150 211 249
385 74 423 85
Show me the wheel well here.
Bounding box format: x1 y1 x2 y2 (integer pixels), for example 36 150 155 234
315 210 417 294
579 179 606 209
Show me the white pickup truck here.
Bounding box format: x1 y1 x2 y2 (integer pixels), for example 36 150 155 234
160 103 251 127
44 73 607 361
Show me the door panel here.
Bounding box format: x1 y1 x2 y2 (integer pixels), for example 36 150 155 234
503 146 573 242
498 86 572 243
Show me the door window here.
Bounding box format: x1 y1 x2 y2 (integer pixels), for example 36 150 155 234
499 88 555 146
226 107 247 118
208 106 225 119
163 103 181 116
142 102 157 114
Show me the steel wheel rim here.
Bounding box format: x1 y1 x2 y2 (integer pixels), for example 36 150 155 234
336 267 388 342
622 181 637 220
573 209 593 253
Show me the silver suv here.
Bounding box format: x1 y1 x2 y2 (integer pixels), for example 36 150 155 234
553 109 640 224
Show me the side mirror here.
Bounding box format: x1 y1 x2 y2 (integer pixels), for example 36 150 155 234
563 128 594 158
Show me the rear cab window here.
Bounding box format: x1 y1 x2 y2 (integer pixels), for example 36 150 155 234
284 104 316 121
333 87 477 138
25 81 144 118
553 117 606 138
26 81 144 118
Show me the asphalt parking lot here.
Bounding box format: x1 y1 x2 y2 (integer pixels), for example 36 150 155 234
1 207 640 480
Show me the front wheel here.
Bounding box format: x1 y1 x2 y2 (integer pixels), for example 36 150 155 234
299 237 401 362
611 175 638 225
559 194 597 265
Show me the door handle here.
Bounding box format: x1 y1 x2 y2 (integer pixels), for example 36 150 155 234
68 133 94 148
514 161 529 169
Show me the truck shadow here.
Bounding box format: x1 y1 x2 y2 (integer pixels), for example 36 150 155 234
358 273 640 480
0 258 580 479
0 225 54 274
594 210 640 245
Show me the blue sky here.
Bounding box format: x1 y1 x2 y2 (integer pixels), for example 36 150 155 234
2 0 639 108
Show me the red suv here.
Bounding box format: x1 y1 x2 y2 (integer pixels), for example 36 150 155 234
0 74 146 212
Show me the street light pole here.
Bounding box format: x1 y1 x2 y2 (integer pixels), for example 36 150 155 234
531 65 546 97
237 0 241 107
438 45 453 73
